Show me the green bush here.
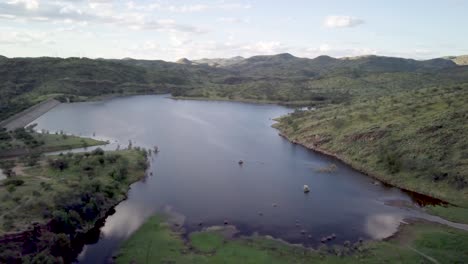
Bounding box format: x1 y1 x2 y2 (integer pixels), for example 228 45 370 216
4 179 24 186
91 147 105 156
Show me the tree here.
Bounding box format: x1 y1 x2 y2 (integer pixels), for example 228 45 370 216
91 147 104 156
48 158 68 171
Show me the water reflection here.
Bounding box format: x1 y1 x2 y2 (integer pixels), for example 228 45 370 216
99 202 157 239
365 213 404 239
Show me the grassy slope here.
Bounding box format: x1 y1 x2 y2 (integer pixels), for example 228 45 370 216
274 84 468 207
0 57 179 121
116 215 468 264
0 149 147 234
0 130 106 154
35 133 105 149
426 206 468 225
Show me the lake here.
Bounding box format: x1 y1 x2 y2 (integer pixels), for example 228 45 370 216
32 95 428 263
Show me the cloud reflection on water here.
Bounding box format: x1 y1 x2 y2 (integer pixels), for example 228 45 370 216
100 202 157 239
365 213 404 239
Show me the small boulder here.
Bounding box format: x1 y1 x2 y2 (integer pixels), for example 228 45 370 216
238 160 244 165
303 185 310 193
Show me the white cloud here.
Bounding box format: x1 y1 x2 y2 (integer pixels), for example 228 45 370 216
0 29 50 45
7 0 39 10
242 41 286 54
167 4 209 13
165 3 251 13
299 44 377 58
0 14 16 19
218 17 250 24
323 15 364 28
318 44 331 52
124 2 251 13
126 39 289 61
0 0 204 33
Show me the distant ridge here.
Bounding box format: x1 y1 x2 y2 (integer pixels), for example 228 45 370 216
176 58 192 65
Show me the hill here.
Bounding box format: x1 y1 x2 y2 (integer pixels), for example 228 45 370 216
1 53 468 119
192 56 245 67
176 58 192 65
176 54 468 106
0 56 212 120
274 83 468 206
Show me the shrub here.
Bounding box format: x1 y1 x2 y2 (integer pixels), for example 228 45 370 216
4 179 24 186
105 153 120 164
7 185 16 192
91 148 105 156
48 158 69 171
24 153 41 166
50 233 72 259
382 151 402 174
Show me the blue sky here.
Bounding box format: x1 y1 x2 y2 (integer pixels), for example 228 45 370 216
1 0 467 60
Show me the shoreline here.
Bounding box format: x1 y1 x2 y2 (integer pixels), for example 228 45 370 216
171 95 315 107
274 130 451 206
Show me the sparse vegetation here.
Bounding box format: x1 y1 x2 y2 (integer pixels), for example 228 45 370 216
315 163 338 173
274 84 468 211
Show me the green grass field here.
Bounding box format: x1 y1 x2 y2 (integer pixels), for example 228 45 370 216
0 129 106 154
116 215 468 264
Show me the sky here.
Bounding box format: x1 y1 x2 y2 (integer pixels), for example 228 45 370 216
1 0 468 61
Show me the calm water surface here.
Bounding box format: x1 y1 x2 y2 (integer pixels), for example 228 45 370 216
32 95 423 263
